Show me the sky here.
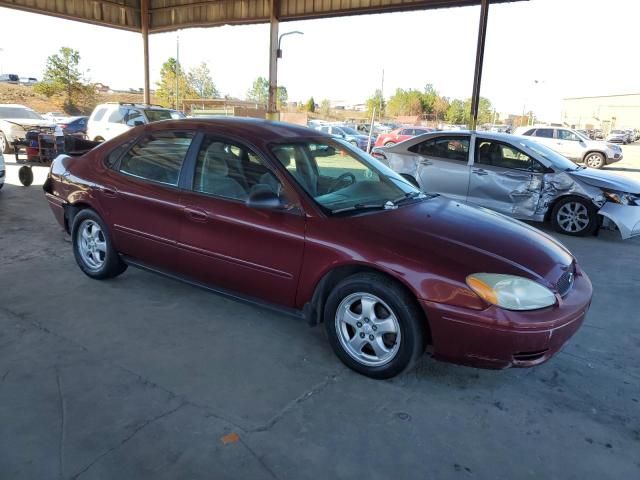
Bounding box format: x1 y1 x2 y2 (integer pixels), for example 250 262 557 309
0 0 639 121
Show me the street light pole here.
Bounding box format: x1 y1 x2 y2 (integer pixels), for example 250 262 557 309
175 32 180 111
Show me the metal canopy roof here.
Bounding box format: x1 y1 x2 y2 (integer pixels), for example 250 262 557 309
0 0 521 33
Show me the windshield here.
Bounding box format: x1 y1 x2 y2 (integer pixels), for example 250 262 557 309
574 130 590 141
270 139 421 214
339 126 359 136
0 107 44 120
611 130 624 134
518 137 580 171
144 109 173 122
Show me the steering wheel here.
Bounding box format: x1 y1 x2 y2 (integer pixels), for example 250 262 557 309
328 172 356 193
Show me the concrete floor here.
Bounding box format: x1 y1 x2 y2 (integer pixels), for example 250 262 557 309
1 147 639 479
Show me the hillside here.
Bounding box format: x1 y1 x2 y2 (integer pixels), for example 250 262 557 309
0 83 162 115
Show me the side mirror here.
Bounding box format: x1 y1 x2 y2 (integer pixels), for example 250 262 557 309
246 185 286 210
133 120 144 126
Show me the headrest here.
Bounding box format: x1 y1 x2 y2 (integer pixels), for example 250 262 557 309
204 142 229 176
273 148 292 167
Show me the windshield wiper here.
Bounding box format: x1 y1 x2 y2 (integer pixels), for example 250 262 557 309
391 191 427 205
332 201 398 214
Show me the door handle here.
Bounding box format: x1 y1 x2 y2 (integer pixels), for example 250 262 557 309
472 169 488 176
419 159 433 166
184 207 208 222
100 185 118 197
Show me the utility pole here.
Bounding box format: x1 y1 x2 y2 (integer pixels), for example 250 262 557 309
379 69 384 121
175 32 180 111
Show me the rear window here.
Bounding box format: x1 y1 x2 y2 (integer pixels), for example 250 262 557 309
91 108 107 122
144 110 173 123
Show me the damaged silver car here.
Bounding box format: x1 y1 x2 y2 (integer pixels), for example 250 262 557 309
372 131 640 239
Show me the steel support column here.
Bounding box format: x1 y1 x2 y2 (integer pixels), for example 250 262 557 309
267 0 280 120
141 0 150 105
470 0 489 130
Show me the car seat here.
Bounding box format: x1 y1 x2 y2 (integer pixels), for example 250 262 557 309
199 143 248 200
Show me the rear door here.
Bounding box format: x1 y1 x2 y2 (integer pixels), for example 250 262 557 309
467 137 546 219
409 135 471 202
177 135 306 307
98 130 196 272
105 107 131 140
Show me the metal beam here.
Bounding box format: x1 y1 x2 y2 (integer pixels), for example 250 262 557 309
141 0 151 104
469 0 489 130
267 0 279 120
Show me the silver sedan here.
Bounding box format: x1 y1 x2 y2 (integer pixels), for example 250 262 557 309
372 131 640 239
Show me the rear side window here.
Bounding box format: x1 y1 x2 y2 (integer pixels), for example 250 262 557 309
534 128 554 138
409 136 470 162
118 131 194 186
108 109 126 124
91 108 107 122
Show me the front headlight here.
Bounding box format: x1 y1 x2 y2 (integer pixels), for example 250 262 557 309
603 190 638 206
466 273 557 311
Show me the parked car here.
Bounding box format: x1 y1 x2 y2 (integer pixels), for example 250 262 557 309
373 131 640 239
0 151 5 190
58 116 88 136
19 77 38 86
44 119 594 378
0 74 20 84
514 126 622 169
315 124 372 150
607 129 628 144
624 129 635 143
87 102 174 142
42 112 69 123
0 104 58 153
374 127 434 147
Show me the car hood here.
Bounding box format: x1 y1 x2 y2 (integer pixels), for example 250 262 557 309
569 168 640 194
349 196 574 286
1 118 55 128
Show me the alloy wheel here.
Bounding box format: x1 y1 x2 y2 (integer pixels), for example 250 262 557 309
585 153 604 168
556 202 589 233
77 219 107 270
335 292 401 367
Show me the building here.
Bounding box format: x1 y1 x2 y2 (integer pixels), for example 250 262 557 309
561 93 640 133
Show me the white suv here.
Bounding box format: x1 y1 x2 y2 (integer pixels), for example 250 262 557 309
514 126 622 169
87 103 175 142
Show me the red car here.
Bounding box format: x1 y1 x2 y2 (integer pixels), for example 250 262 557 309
374 126 433 147
44 118 592 379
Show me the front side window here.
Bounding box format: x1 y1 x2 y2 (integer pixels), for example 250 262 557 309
400 129 413 135
270 139 419 213
119 131 194 186
126 109 145 127
557 129 580 141
476 140 545 172
194 137 277 201
409 136 470 162
144 109 172 123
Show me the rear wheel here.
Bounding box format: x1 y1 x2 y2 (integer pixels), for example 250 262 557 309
71 209 127 279
324 273 426 379
0 132 13 154
551 196 598 237
584 152 605 169
384 141 396 147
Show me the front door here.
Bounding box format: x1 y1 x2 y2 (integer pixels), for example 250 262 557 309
177 135 306 307
467 138 545 219
555 129 585 161
410 135 471 202
97 130 196 272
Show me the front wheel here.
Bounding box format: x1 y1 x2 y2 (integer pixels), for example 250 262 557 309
551 196 598 237
324 273 426 379
584 152 605 169
384 141 396 147
0 132 12 154
71 209 127 279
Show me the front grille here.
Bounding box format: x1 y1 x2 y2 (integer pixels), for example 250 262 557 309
556 264 575 297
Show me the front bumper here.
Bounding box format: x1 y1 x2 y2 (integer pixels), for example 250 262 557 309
598 203 640 239
606 151 623 164
419 267 592 369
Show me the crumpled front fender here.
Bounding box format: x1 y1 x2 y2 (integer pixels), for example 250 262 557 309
598 203 640 240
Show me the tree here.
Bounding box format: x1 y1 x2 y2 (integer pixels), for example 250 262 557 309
188 62 219 98
306 97 316 112
156 57 197 109
445 99 467 125
34 47 86 111
386 88 424 117
433 96 450 123
365 89 385 118
319 99 331 117
422 84 438 114
246 77 287 108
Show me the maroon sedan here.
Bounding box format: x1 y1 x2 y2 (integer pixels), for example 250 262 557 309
43 118 592 379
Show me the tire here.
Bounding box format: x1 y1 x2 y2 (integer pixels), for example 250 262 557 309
384 141 396 147
324 272 426 379
18 166 34 186
94 136 105 142
550 196 598 237
584 152 605 169
71 209 127 279
0 132 13 154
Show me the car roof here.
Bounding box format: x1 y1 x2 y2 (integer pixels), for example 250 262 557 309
145 117 330 143
0 104 31 108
